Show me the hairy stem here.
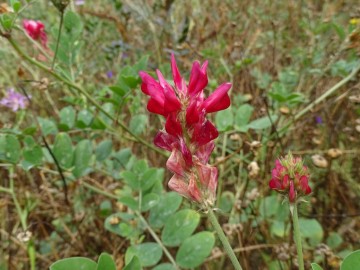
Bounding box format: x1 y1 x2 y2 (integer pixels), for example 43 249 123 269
291 203 305 270
207 208 243 270
52 11 64 69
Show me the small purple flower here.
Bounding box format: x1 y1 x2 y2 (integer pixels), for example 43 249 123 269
106 71 113 79
315 116 323 124
0 88 29 111
74 0 85 6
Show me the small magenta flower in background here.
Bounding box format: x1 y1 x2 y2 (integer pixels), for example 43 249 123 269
139 54 231 206
269 153 311 203
23 19 48 48
0 88 29 111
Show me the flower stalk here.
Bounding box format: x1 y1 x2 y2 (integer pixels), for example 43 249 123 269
207 207 243 270
291 203 305 270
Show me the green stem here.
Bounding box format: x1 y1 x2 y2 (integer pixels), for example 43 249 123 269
291 203 305 270
81 182 179 269
207 208 243 270
6 37 167 157
52 11 64 69
136 213 179 269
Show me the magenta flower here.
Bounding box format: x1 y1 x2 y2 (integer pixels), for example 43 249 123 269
140 54 231 206
23 20 48 48
269 153 311 203
0 88 29 111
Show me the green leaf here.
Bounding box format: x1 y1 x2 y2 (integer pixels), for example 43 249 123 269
95 140 113 161
311 263 324 270
161 209 200 247
215 108 234 131
149 192 182 228
10 0 21 12
326 232 343 249
0 13 15 31
0 134 21 163
104 214 136 238
299 218 324 247
140 168 159 191
118 195 138 211
153 264 176 270
123 256 142 270
125 243 163 267
23 145 43 169
270 220 290 238
341 250 360 270
259 195 280 218
219 191 235 213
234 104 253 132
129 114 148 135
108 85 127 97
121 171 139 190
247 115 278 130
60 106 76 129
53 133 73 169
73 140 92 178
96 253 116 270
50 257 97 270
77 110 93 128
140 193 159 212
38 117 58 136
63 10 83 39
176 232 215 268
98 103 115 126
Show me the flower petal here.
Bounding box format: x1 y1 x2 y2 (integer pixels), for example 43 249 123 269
188 174 202 202
153 131 178 152
168 174 191 199
195 141 215 163
289 181 296 202
188 61 208 97
166 149 186 176
165 113 182 136
191 120 219 146
269 179 282 190
202 83 232 113
171 53 186 92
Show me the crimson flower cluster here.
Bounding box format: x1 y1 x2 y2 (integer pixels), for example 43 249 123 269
23 20 48 48
139 54 231 206
269 154 311 203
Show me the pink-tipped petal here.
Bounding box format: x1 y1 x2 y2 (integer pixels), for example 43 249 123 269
168 174 191 199
154 131 178 152
195 141 215 163
165 113 183 136
269 179 282 190
188 61 208 97
185 99 200 126
299 175 310 194
192 120 219 146
289 181 296 202
188 174 202 202
171 54 184 92
166 149 186 176
207 165 218 196
203 83 232 113
179 138 193 167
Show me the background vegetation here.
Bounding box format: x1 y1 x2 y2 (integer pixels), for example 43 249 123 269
0 0 359 269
